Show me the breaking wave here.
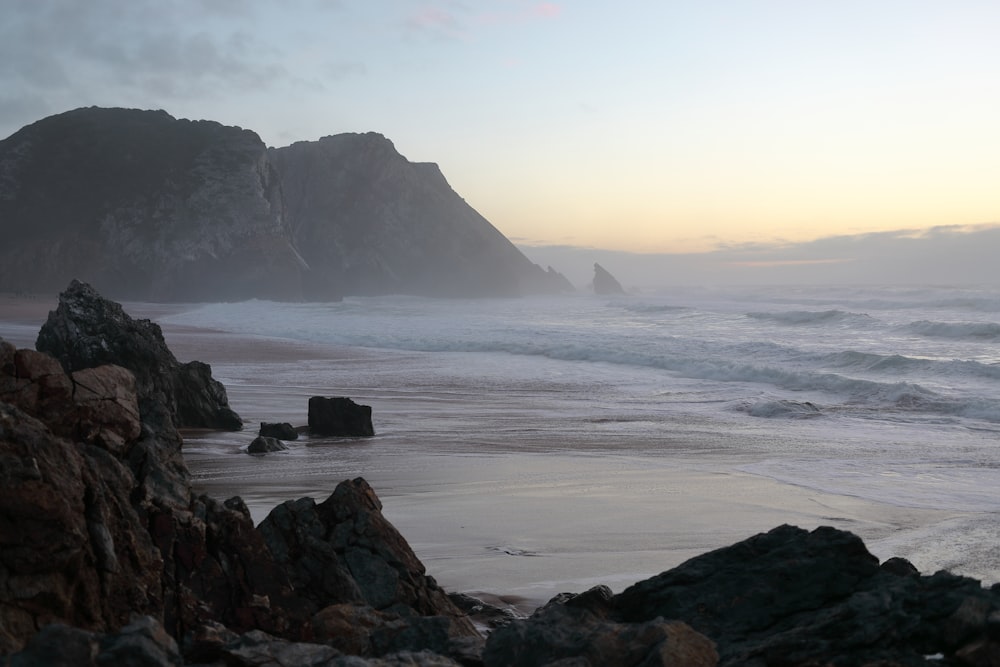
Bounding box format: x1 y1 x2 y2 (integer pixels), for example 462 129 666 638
907 320 1000 340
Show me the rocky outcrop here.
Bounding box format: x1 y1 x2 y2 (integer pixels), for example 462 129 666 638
35 279 242 430
308 395 375 436
246 435 288 454
0 106 573 300
259 421 298 440
484 585 718 667
592 262 626 295
611 524 1000 666
0 286 486 663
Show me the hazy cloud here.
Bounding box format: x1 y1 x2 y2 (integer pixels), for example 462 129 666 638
520 224 1000 289
0 0 344 137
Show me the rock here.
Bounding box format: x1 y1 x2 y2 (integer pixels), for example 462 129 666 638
260 421 299 440
448 592 526 630
35 279 242 430
152 494 312 642
308 396 375 437
257 478 479 641
3 333 477 663
247 435 289 454
0 399 165 653
592 262 626 295
7 617 183 667
483 585 718 667
612 524 1000 666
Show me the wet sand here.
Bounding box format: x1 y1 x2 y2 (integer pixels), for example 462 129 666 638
0 296 976 607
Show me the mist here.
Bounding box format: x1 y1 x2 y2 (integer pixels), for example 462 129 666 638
520 224 1000 291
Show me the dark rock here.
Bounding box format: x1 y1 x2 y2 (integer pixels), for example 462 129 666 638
448 593 526 630
483 585 717 667
0 370 164 653
592 262 626 295
308 396 375 437
247 435 289 454
35 279 242 430
2 334 478 663
612 524 1000 666
257 478 479 641
7 617 184 667
260 421 299 440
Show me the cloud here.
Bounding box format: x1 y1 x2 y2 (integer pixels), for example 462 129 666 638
519 224 1000 288
530 3 562 19
0 0 344 137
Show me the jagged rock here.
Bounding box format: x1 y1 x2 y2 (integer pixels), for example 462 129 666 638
7 616 183 667
257 478 478 640
35 279 242 430
612 524 1000 666
247 435 288 454
448 592 526 630
260 421 299 440
0 106 573 300
2 335 480 662
592 262 626 295
0 400 165 653
483 585 718 667
308 396 375 437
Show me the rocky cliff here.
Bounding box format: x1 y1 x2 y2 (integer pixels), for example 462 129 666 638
0 107 571 301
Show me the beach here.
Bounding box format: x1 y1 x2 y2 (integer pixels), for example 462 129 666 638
4 291 989 611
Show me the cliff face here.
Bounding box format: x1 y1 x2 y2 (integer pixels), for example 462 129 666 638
0 107 304 301
0 107 570 301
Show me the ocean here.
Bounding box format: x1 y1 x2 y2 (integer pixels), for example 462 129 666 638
161 284 1000 602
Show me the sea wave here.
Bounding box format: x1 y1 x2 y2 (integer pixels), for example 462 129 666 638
823 350 1000 381
907 320 1000 340
746 310 874 326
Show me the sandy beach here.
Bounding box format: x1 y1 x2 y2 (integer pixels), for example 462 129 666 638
0 294 983 609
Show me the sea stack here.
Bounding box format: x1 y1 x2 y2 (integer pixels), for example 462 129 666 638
592 262 626 295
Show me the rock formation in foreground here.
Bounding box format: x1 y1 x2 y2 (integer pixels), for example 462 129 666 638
592 262 626 295
35 279 242 430
0 106 574 300
3 284 1000 665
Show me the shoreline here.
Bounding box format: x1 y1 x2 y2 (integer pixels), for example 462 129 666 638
1 296 992 607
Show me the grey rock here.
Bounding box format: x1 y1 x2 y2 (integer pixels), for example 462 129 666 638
247 435 288 454
592 262 625 295
260 421 299 440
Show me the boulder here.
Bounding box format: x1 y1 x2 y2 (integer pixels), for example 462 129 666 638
247 435 288 454
35 279 242 430
612 524 1000 666
260 421 299 440
484 585 718 667
308 396 375 436
7 616 182 667
592 262 626 295
257 478 478 638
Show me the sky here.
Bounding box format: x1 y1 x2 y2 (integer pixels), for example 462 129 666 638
2 1 999 284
